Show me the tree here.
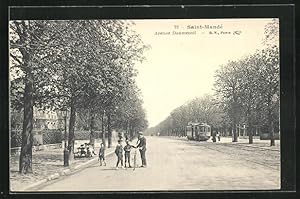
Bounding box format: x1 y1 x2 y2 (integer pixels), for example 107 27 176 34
237 54 260 144
214 61 244 142
10 20 70 173
261 19 279 146
257 47 279 146
112 82 148 141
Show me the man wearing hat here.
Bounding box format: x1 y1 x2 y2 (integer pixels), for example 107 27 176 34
137 132 147 167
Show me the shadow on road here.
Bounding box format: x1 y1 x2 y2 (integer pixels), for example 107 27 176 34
98 168 118 171
86 165 117 171
87 165 103 169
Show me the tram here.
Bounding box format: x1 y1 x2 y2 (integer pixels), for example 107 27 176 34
186 122 211 141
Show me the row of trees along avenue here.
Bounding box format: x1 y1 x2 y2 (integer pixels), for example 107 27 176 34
10 20 149 174
148 19 279 146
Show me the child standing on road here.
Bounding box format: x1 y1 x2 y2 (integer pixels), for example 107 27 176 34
124 140 135 168
98 143 106 166
115 140 124 170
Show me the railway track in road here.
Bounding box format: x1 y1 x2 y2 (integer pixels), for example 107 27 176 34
223 142 280 152
200 143 280 171
172 137 281 171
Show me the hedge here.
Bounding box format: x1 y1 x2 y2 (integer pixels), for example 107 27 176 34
74 131 90 140
74 131 105 140
43 130 63 144
11 129 63 147
11 130 23 148
10 130 99 147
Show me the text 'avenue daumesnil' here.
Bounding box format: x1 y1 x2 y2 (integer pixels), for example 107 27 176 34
154 30 242 36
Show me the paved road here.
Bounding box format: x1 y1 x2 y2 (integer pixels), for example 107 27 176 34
36 136 280 191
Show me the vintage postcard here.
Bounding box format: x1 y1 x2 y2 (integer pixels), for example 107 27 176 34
9 18 281 192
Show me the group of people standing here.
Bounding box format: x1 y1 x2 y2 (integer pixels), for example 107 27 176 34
98 132 147 170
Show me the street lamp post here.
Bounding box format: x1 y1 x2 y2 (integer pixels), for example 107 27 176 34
63 110 69 166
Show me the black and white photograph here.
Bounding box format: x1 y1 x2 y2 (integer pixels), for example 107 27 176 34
9 18 281 192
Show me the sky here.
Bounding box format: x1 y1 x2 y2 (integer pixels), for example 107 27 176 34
131 19 275 128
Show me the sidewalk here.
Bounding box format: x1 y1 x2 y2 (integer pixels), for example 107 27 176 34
166 135 280 150
10 139 115 191
216 137 280 150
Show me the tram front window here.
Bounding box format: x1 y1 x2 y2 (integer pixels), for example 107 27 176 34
200 126 205 132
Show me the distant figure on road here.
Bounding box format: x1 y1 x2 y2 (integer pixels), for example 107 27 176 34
98 143 106 166
137 132 147 168
124 140 136 168
217 132 221 141
212 132 217 142
115 140 124 169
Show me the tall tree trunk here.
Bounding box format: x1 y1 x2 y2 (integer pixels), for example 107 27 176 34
232 123 238 142
129 125 134 140
68 97 76 161
107 112 112 148
248 126 253 144
101 112 106 147
268 97 275 146
232 93 238 142
127 120 130 140
270 121 275 146
131 126 135 140
19 64 34 174
129 121 133 140
247 112 253 144
64 111 68 148
89 110 95 145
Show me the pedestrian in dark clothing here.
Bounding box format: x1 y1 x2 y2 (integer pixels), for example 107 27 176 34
217 132 221 141
115 140 124 169
137 132 147 167
87 147 92 157
124 140 135 168
212 134 216 142
98 143 106 166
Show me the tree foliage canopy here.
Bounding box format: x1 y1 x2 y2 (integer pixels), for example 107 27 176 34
10 19 149 173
